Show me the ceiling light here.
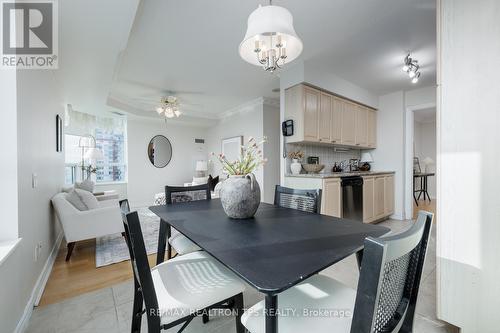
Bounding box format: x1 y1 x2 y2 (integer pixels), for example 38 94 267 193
412 72 421 84
402 53 421 84
156 96 181 119
239 0 302 73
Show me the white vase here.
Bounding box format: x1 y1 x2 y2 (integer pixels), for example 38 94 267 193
290 159 302 175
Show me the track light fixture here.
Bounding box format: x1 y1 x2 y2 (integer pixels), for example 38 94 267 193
403 53 421 83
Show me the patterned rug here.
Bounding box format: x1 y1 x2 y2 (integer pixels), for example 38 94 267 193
95 207 159 268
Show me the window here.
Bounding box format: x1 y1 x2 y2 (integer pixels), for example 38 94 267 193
64 111 127 184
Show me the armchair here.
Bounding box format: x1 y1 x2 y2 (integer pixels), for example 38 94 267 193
51 192 124 261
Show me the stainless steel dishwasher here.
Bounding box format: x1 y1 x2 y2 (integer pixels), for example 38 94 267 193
341 176 363 221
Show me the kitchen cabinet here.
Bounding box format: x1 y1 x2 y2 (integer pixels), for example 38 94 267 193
362 174 394 223
363 176 375 222
367 109 377 148
384 175 394 215
355 106 368 147
318 92 332 142
330 97 342 143
303 87 320 141
374 176 386 218
341 101 356 145
284 83 377 148
321 178 342 218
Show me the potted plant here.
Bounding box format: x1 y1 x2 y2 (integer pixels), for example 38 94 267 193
212 136 267 219
288 151 304 175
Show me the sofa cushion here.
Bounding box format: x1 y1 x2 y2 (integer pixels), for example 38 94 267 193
75 179 95 193
66 189 99 211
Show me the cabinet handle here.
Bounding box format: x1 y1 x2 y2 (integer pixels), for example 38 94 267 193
356 143 360 146
331 140 336 143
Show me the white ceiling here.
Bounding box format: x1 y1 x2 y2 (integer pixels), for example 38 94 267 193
57 0 436 121
414 107 436 123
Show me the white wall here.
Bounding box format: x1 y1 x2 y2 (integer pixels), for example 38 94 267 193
263 104 281 204
205 99 280 204
414 120 436 198
0 70 65 333
371 91 405 219
127 118 208 207
437 0 500 331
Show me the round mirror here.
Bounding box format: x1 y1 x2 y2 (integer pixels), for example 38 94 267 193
147 135 172 168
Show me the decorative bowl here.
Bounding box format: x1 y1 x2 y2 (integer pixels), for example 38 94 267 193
302 164 325 173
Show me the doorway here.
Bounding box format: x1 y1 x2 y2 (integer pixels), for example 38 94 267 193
404 103 437 220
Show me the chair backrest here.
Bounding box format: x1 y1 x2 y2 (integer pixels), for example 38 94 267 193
165 184 211 204
273 185 322 214
119 200 159 323
351 211 433 333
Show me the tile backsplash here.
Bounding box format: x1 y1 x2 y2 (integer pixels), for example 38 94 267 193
286 143 361 173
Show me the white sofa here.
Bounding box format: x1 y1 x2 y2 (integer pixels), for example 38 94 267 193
52 192 124 261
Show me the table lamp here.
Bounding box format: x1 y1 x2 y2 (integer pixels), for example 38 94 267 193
360 152 374 171
195 160 208 177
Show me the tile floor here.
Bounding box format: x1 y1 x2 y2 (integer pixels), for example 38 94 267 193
26 218 455 333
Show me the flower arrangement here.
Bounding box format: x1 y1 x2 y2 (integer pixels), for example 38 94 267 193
212 136 268 175
288 150 304 160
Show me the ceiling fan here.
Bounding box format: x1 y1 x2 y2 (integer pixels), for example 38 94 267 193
156 96 181 118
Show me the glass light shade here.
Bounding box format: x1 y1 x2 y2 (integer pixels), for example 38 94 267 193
196 160 208 171
402 65 409 72
84 147 104 161
408 70 416 78
239 5 302 66
360 152 374 163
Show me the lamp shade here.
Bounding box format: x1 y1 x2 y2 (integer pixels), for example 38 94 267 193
423 157 435 165
239 5 303 66
195 160 208 171
84 148 104 161
360 152 374 163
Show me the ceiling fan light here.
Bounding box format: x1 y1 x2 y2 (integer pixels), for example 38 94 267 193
156 107 164 114
402 64 409 72
412 72 421 83
174 110 181 117
239 4 302 68
408 70 416 78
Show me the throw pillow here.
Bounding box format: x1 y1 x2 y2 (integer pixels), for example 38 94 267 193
208 175 219 191
66 189 99 211
75 179 95 193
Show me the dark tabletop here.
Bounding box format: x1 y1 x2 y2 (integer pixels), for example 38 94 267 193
149 199 390 294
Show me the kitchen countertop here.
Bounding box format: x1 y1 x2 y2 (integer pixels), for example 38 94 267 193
285 171 395 178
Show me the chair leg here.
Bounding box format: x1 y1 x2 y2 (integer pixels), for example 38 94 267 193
65 242 76 261
202 313 209 324
131 279 143 333
234 293 245 333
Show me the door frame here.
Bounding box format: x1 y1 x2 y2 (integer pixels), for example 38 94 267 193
404 102 436 220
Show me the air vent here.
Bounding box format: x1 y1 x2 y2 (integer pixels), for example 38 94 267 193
195 138 205 144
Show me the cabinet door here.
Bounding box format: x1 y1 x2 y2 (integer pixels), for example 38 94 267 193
355 106 368 147
318 93 331 142
374 176 386 218
341 102 356 145
363 177 374 223
384 175 394 215
330 97 342 143
322 179 342 217
367 109 377 148
303 87 320 141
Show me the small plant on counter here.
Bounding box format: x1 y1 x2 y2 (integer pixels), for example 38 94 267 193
288 150 304 161
212 136 268 175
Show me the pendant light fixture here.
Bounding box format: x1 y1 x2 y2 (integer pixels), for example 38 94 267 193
239 0 303 73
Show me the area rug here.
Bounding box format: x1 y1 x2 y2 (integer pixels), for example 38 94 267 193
95 207 159 268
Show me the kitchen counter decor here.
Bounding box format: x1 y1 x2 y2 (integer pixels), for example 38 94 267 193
213 137 267 219
288 150 304 175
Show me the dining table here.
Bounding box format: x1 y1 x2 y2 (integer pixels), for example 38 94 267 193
149 199 390 333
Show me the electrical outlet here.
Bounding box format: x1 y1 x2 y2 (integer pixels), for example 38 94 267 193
34 242 43 261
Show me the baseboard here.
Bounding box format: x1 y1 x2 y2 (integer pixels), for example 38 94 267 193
390 212 405 220
14 231 63 333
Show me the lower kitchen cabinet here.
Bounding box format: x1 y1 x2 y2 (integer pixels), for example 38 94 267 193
362 174 394 223
321 178 342 218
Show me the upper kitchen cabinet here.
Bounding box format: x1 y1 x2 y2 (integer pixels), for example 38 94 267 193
284 83 377 148
330 97 342 143
367 108 377 148
341 101 356 145
318 92 332 142
355 106 368 147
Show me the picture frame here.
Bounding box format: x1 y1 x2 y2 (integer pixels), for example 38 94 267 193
221 136 243 164
56 114 63 152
